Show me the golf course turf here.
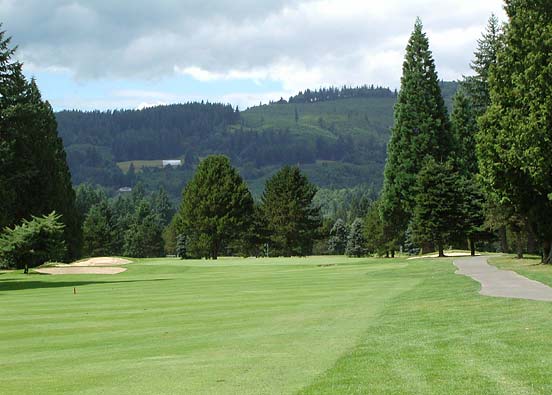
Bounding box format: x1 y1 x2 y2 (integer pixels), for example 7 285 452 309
1 256 552 394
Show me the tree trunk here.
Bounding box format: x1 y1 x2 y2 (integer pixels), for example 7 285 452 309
527 227 537 254
24 264 28 274
469 238 476 256
515 231 523 259
391 250 395 258
438 243 445 257
543 240 551 264
385 251 389 258
421 241 433 255
499 226 508 253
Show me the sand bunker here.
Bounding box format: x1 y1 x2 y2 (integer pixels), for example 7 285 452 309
34 267 127 275
33 257 131 275
69 257 132 266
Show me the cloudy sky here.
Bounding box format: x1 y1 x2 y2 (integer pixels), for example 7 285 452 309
0 0 506 111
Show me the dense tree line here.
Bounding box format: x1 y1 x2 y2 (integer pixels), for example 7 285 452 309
72 157 324 260
285 85 397 104
478 1 552 262
0 27 81 261
57 104 388 189
370 18 496 257
340 3 550 262
77 183 174 258
173 156 321 259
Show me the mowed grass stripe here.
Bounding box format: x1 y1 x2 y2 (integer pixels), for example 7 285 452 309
0 257 415 394
298 259 552 395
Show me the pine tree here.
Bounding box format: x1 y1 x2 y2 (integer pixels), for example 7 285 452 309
176 155 253 259
75 184 108 218
152 186 174 227
0 26 21 228
162 217 178 256
451 91 478 176
327 219 347 255
238 204 270 257
261 166 320 256
345 218 365 257
478 0 552 262
380 18 453 248
82 201 115 257
123 201 165 258
455 15 504 254
363 200 388 256
451 91 487 255
462 14 502 117
459 179 487 256
0 27 81 260
411 159 465 257
175 234 187 259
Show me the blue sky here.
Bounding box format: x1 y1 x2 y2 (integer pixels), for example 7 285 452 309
0 0 506 111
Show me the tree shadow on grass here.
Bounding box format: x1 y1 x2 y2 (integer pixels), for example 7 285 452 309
0 276 171 293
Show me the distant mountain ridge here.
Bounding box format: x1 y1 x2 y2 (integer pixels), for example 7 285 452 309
56 81 458 200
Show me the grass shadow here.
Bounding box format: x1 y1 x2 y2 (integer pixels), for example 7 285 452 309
0 277 171 293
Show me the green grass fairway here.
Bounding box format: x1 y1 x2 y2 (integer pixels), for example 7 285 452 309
2 256 552 394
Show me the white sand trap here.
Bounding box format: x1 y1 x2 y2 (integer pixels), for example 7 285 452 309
67 257 132 267
34 267 127 275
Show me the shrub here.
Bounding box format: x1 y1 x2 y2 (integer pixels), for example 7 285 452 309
0 212 66 272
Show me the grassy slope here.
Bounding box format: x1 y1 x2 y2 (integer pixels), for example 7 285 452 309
240 97 394 191
3 255 549 394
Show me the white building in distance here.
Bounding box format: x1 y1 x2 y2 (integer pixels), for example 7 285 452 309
162 160 182 167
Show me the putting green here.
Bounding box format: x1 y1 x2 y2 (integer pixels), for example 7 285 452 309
1 256 551 394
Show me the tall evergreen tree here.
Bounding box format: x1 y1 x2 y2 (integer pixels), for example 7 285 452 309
0 27 81 259
75 183 108 219
327 218 348 255
176 155 253 259
363 200 387 256
0 26 21 229
238 204 270 257
462 14 502 117
123 201 165 258
451 91 487 255
82 201 115 257
345 218 365 257
459 14 506 254
411 158 465 257
451 91 479 176
261 166 320 256
478 0 552 262
175 233 187 259
380 18 453 248
152 186 174 227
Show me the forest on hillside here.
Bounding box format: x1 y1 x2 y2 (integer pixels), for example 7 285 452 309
56 82 458 202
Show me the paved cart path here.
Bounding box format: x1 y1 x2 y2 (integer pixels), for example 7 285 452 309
453 256 552 301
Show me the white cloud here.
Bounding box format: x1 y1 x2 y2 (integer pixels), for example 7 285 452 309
1 0 506 108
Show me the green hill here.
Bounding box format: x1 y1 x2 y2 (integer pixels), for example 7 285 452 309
56 82 458 203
